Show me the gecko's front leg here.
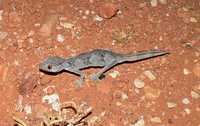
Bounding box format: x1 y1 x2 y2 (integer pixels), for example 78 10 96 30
64 68 85 87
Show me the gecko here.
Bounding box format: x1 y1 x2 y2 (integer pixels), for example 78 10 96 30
39 49 169 86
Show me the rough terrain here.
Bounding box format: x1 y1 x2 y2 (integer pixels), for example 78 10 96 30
0 0 200 126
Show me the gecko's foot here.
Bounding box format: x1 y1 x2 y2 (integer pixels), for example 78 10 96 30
75 79 83 87
90 74 100 81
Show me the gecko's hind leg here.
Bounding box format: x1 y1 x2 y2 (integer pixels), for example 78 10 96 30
90 60 117 81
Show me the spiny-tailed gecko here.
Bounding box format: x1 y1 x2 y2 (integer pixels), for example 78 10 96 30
39 49 168 86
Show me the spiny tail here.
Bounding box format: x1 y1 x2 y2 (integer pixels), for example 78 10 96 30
118 50 169 63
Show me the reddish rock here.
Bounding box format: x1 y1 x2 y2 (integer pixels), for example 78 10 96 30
18 73 38 95
98 3 119 19
39 14 59 37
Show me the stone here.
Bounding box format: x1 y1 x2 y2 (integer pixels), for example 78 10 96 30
182 98 190 105
167 102 177 108
159 0 167 4
130 116 144 126
144 86 161 100
109 70 120 78
0 31 8 40
134 78 145 89
143 70 156 80
99 3 119 19
191 91 200 99
150 0 158 7
56 34 65 42
39 15 58 37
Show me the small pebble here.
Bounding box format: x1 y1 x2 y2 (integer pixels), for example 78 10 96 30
183 68 190 75
134 78 145 89
130 116 144 126
150 0 158 7
190 17 198 23
99 3 119 19
184 108 191 114
143 70 156 80
167 102 177 108
135 88 140 94
109 70 120 78
150 117 161 123
60 22 74 29
116 101 122 106
57 34 65 42
0 31 8 40
182 98 190 105
24 104 32 114
0 10 3 20
94 15 104 22
159 0 167 4
82 15 87 19
121 92 128 100
85 10 90 15
191 91 200 99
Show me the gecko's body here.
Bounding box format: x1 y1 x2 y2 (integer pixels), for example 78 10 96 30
39 49 168 86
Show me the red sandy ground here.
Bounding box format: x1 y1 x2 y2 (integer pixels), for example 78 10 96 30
0 0 200 126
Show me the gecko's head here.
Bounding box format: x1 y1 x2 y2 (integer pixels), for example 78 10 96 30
39 56 65 73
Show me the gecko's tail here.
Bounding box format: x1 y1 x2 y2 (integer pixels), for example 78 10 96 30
118 50 169 63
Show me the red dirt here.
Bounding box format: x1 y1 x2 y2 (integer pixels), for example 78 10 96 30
0 0 200 126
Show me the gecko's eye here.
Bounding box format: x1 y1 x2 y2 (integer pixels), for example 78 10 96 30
47 64 53 70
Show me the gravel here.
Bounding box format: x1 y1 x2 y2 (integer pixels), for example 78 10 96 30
134 78 145 89
182 98 190 105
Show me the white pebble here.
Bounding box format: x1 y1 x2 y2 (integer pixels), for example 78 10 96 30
184 108 191 114
82 15 87 19
190 17 198 23
94 15 103 22
183 68 190 75
121 92 128 100
167 102 177 108
109 71 120 78
24 104 32 114
182 98 190 105
85 10 90 15
42 93 60 111
130 116 144 126
191 91 200 99
57 34 65 42
144 70 156 80
134 79 145 89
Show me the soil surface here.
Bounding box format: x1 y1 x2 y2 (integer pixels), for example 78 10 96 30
0 0 200 126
